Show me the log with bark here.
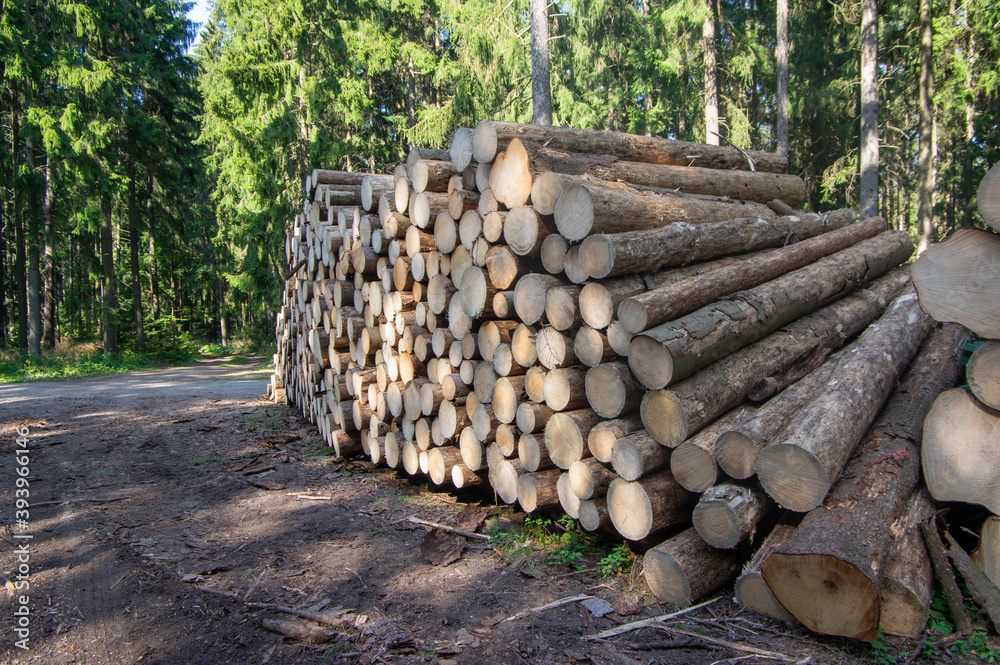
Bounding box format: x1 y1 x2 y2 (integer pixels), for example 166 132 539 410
584 361 643 418
968 340 1000 410
692 483 772 550
879 490 936 638
671 405 756 493
734 521 799 624
606 470 696 541
759 323 966 640
643 527 743 606
974 516 1000 591
979 161 1000 233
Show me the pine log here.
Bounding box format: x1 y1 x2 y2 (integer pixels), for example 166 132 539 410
923 518 973 636
671 405 755 493
496 424 518 456
473 362 497 404
427 275 456 315
629 231 914 389
514 274 566 325
492 291 515 320
449 128 474 172
455 202 481 239
512 324 538 368
974 516 1000 590
734 522 799 624
412 159 458 194
619 216 888 333
410 192 450 230
563 245 590 284
503 206 551 258
524 365 546 403
543 367 588 412
431 328 456 358
459 266 498 319
471 403 498 442
978 161 1000 232
540 233 568 274
611 431 671 482
879 490 935 638
578 498 614 533
471 120 787 173
640 270 912 447
587 413 645 464
433 211 458 254
489 138 533 208
478 320 518 362
581 209 855 280
518 468 563 513
459 426 485 471
401 440 420 475
495 459 525 504
544 285 583 332
644 527 743 607
575 327 615 367
438 399 472 439
945 531 1000 633
475 162 492 193
544 409 602 469
536 327 576 369
447 296 472 340
362 175 394 212
568 457 616 500
428 447 464 485
585 361 643 418
557 473 582 518
692 483 772 549
452 463 483 489
516 401 554 434
922 388 1000 513
482 210 505 244
310 169 376 188
554 182 776 242
607 470 697 541
492 375 526 424
518 432 555 471
486 246 538 291
760 324 966 639
911 228 1000 338
968 341 1000 410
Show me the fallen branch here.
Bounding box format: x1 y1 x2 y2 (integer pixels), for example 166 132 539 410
502 594 593 623
406 516 490 541
194 585 355 629
283 258 309 280
655 626 802 663
945 531 1000 632
583 598 719 640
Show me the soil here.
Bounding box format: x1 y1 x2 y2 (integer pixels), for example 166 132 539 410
0 356 987 664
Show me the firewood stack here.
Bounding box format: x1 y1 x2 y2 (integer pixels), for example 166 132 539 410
272 122 997 642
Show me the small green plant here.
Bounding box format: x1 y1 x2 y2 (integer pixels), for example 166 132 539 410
867 635 906 665
952 631 1000 663
597 543 633 579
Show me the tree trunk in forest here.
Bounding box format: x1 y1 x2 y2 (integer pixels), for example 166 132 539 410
702 0 719 146
776 0 789 159
0 202 7 346
530 0 552 125
147 174 160 322
12 95 28 354
100 197 118 356
42 154 56 350
859 0 879 219
26 133 41 359
916 0 935 254
128 143 145 354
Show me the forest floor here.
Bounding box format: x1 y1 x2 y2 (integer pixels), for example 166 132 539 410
0 357 988 664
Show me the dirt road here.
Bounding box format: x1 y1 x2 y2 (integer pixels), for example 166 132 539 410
0 357 968 664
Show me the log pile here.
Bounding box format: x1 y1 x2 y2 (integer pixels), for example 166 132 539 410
271 125 1000 643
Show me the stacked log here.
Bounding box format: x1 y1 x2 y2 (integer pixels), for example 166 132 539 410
271 125 990 643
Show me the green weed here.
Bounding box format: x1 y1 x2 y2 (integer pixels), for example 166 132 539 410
597 543 634 579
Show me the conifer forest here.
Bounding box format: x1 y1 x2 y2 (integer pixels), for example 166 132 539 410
2 0 999 357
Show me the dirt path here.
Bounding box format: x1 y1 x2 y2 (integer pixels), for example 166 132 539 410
0 358 973 664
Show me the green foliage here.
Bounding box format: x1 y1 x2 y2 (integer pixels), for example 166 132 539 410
866 634 908 665
951 631 1000 663
597 543 634 579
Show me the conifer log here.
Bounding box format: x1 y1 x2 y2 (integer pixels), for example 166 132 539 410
557 473 581 518
540 233 568 273
578 498 614 533
518 432 555 471
411 159 458 194
568 457 616 500
734 522 799 625
581 210 854 280
575 327 615 367
486 246 538 291
692 483 772 549
471 120 787 173
587 413 645 463
911 228 1000 338
978 161 1000 233
968 341 1000 410
518 469 563 512
629 231 914 389
945 530 1000 633
607 471 697 541
494 459 525 504
449 128 474 172
585 361 643 418
512 324 538 368
922 388 1000 513
524 365 546 403
492 376 526 424
879 490 935 638
611 431 670 482
973 516 1000 590
545 285 583 331
542 367 589 412
478 320 518 362
452 463 483 489
759 324 965 640
544 409 602 469
514 274 566 325
428 447 464 485
459 266 498 319
671 405 756 493
554 182 776 242
536 327 575 369
640 269 911 446
618 216 888 333
756 288 937 512
516 401 554 434
489 138 533 208
644 527 743 606
503 206 551 258
310 169 376 188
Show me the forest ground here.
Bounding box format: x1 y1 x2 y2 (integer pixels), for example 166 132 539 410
0 358 984 664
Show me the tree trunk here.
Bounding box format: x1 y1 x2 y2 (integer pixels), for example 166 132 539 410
13 104 27 354
968 341 1000 410
128 141 145 353
922 388 1000 513
471 121 788 173
544 408 602 469
518 468 562 512
644 527 742 606
978 162 1000 232
26 133 41 358
610 430 671 482
529 0 552 126
945 531 1000 633
911 228 1000 339
629 231 913 390
607 471 697 541
411 160 458 194
42 154 56 350
776 0 789 159
568 457 616 499
916 0 935 253
859 0 879 219
702 0 719 146
100 196 118 356
639 268 910 447
585 360 642 419
671 405 756 493
618 216 888 333
735 521 799 624
879 490 935 638
553 182 775 242
580 209 855 280
692 483 773 549
587 412 645 464
973 516 1000 591
542 367 588 411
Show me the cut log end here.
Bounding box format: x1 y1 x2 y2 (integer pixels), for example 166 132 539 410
978 162 1000 232
755 442 830 513
629 335 674 390
714 430 758 480
640 389 686 447
761 552 880 641
968 341 1000 411
553 184 595 242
